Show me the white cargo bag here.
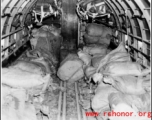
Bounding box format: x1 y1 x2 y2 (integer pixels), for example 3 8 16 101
103 75 150 95
12 60 46 75
83 44 107 56
31 57 51 73
108 92 151 112
2 85 37 120
57 54 84 81
84 66 96 79
91 82 118 112
2 67 50 89
78 50 92 66
96 42 131 72
2 99 37 120
68 67 84 83
91 55 105 68
108 103 145 120
103 61 142 76
86 23 112 37
83 33 111 45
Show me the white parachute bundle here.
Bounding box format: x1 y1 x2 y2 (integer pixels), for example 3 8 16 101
96 42 131 73
83 44 107 56
2 67 50 90
2 85 37 120
57 54 84 82
103 61 143 76
78 50 92 66
91 82 118 112
103 75 150 95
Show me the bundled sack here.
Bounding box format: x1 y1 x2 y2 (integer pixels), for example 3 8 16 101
83 44 107 56
84 66 96 79
30 29 54 53
26 50 57 74
30 36 54 55
12 60 47 75
33 35 62 60
67 68 84 84
31 25 62 57
83 33 112 45
32 25 61 38
78 50 92 66
2 85 37 120
57 54 84 81
86 23 112 37
40 25 63 58
35 36 54 53
31 57 51 73
108 92 151 112
37 48 58 65
27 48 58 66
31 28 50 38
108 103 150 120
103 61 143 76
91 82 118 112
41 25 61 36
2 67 50 89
103 75 150 95
96 42 131 72
2 101 37 120
2 98 37 120
2 84 27 107
91 55 105 68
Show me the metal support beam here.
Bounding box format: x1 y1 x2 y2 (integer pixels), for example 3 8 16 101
2 27 23 39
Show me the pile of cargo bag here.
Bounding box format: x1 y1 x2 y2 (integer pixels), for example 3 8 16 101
83 23 113 46
2 25 64 120
90 42 150 120
57 23 151 120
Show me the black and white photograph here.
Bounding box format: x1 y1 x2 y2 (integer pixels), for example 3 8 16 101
1 0 151 120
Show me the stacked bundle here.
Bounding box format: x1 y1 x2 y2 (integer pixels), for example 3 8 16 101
89 42 151 120
2 25 65 120
2 58 68 120
24 24 64 73
59 40 150 120
25 48 58 74
57 23 114 84
83 23 113 46
2 66 52 120
57 43 108 84
30 25 63 60
57 54 84 84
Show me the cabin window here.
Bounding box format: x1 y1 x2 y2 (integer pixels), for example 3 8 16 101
142 18 150 40
2 17 9 35
14 33 16 40
133 18 142 37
